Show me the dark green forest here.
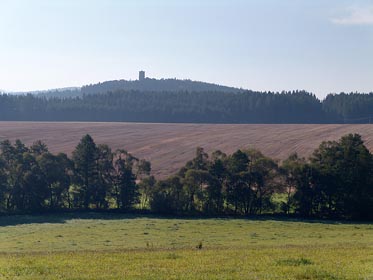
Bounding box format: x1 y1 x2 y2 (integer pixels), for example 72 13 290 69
1 90 373 123
81 78 245 95
1 133 372 220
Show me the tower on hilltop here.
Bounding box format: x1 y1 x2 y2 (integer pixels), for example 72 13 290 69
139 70 145 81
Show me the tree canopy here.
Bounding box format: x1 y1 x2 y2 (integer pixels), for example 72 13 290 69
2 90 373 123
0 133 372 220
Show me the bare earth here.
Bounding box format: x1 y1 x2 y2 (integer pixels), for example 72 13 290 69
1 122 373 178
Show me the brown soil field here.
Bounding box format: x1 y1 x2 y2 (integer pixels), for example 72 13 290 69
1 122 373 178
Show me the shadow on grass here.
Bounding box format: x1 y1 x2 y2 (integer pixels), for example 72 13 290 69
0 210 370 227
0 211 148 227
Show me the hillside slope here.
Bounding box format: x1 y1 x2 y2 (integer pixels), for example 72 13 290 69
81 78 244 95
1 122 373 178
22 78 244 98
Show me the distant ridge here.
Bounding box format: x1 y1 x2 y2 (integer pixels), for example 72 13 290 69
6 77 246 98
1 80 373 124
6 87 81 98
81 78 245 96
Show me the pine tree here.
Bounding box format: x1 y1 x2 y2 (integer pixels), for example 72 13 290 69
72 134 99 209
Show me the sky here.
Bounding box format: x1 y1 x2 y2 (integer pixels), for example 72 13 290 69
0 0 372 98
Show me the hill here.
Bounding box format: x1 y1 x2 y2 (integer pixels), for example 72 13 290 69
81 77 245 95
7 87 81 98
1 79 373 124
8 77 244 98
1 122 373 178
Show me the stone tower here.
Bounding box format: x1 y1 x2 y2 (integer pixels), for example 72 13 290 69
139 70 145 81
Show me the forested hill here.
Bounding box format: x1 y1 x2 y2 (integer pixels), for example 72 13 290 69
24 78 244 98
81 78 244 95
12 87 81 98
0 90 372 123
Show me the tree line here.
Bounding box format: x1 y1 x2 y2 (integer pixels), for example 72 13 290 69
0 135 151 212
0 133 372 220
1 90 373 123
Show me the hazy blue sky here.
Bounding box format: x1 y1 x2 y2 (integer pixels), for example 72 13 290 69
0 0 372 98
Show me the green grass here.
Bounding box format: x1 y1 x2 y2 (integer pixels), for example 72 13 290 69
0 213 373 279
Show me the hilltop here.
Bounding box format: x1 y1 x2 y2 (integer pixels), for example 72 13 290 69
81 77 244 96
6 75 244 98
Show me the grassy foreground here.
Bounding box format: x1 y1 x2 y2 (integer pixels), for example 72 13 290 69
0 213 373 279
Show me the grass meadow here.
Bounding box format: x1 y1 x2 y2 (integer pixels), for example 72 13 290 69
0 213 373 279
